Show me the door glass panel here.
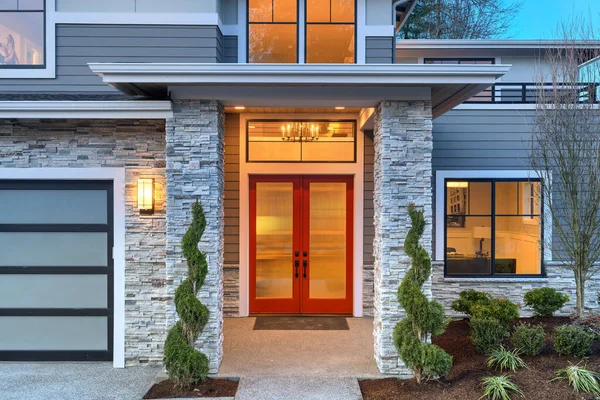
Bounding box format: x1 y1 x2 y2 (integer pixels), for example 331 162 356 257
255 182 294 298
309 182 346 299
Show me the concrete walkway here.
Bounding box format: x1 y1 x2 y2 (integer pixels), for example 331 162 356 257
0 363 160 400
218 317 382 378
235 377 362 400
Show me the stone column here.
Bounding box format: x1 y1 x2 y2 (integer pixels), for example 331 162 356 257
166 100 225 373
372 100 433 377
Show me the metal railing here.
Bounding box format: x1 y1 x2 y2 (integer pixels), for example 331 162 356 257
465 82 599 104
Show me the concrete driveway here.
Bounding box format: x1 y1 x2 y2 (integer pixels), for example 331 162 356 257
0 363 160 400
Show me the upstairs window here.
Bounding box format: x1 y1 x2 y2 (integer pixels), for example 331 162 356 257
248 0 298 63
0 0 44 68
425 58 495 65
306 0 355 63
445 179 543 277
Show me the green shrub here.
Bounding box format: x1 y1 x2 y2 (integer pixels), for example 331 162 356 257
451 289 492 315
553 325 594 357
471 298 520 329
524 288 569 317
164 201 210 388
553 363 600 397
393 204 452 384
511 323 545 356
481 375 524 400
470 317 507 354
487 346 527 372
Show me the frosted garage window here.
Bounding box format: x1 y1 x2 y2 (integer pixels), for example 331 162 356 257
0 232 108 267
247 120 356 162
0 0 45 68
0 275 107 308
0 316 107 350
0 190 107 224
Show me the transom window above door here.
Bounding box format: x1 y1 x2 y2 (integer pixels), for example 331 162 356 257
247 120 356 162
247 0 356 64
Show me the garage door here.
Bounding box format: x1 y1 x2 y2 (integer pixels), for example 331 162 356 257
0 180 113 361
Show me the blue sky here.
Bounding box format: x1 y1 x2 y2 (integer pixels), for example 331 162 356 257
509 0 600 39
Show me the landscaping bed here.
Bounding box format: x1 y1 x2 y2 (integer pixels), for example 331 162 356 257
360 317 600 400
143 378 238 399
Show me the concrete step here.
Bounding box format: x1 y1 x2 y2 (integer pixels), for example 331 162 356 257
235 377 362 400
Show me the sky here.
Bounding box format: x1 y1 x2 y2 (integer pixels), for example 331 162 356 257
509 0 600 39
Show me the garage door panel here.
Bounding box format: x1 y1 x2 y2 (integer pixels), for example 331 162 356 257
0 275 107 308
0 316 108 351
0 190 108 224
0 232 108 267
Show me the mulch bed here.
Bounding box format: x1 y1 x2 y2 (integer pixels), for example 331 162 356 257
144 378 238 399
360 317 600 400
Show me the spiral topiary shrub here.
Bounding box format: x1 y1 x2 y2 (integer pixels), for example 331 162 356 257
164 200 210 388
393 203 452 383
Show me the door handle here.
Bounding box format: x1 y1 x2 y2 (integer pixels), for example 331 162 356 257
302 259 307 278
294 260 299 278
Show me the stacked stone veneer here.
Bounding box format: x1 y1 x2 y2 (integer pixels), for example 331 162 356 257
166 100 225 373
372 101 433 377
0 118 167 365
432 260 600 318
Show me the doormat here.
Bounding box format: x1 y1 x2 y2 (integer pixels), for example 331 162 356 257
253 316 350 330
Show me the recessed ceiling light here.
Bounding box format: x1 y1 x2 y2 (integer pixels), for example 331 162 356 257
249 125 256 129
234 106 246 110
335 106 345 110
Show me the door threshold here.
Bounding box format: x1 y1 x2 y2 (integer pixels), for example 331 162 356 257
248 314 353 317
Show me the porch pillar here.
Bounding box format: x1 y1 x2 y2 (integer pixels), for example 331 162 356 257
166 100 225 373
372 100 433 377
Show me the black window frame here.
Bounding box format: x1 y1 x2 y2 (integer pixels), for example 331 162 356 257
443 177 545 278
246 0 300 64
246 119 357 163
0 180 114 362
0 0 46 70
304 0 357 64
424 58 495 65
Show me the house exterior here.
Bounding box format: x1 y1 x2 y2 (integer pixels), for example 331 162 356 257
0 0 598 378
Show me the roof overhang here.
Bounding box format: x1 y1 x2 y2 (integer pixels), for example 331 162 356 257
88 63 510 118
0 101 173 119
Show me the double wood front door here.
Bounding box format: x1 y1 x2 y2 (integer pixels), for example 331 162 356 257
249 175 353 314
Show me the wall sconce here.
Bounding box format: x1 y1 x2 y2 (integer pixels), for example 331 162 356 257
137 178 154 215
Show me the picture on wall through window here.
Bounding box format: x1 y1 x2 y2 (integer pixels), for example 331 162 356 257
0 1 45 68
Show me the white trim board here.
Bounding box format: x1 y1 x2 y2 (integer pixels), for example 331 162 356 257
435 170 552 263
53 12 221 25
0 168 126 368
238 112 365 318
0 101 173 119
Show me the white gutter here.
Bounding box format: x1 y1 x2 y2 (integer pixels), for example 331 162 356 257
0 101 173 119
396 39 600 50
89 63 511 85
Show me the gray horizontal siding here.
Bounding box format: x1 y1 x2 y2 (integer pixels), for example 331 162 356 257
0 24 223 94
365 37 395 64
223 36 238 63
433 110 534 170
224 113 240 265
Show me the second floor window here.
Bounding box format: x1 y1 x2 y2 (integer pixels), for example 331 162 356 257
248 0 298 63
248 0 355 64
0 0 45 68
306 0 355 64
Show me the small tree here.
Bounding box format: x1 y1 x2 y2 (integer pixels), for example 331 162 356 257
399 0 522 40
530 19 600 318
393 204 452 383
164 201 210 387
